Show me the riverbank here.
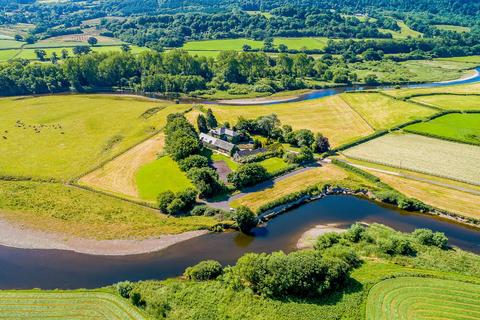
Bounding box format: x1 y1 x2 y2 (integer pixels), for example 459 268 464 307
296 224 346 249
0 218 208 255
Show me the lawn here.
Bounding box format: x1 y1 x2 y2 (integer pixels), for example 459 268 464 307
136 156 193 201
366 277 480 320
340 92 435 129
0 180 216 239
210 152 239 170
208 95 374 147
343 133 480 185
368 170 480 219
258 157 289 173
405 113 480 145
411 94 480 110
434 24 471 33
383 82 480 99
0 94 189 180
230 164 376 211
0 290 146 320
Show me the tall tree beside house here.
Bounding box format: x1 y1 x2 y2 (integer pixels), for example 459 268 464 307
197 114 208 133
205 109 218 129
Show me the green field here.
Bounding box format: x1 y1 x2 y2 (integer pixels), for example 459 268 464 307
405 113 480 145
436 55 480 64
343 133 480 185
366 277 480 320
135 156 193 201
384 82 480 99
0 94 189 180
340 92 435 129
0 290 146 320
0 39 24 48
258 157 290 173
0 180 216 239
379 21 422 39
434 24 471 33
210 152 239 170
411 94 480 110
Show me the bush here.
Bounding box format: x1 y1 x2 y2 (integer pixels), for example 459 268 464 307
314 232 342 250
177 188 197 209
184 260 223 281
158 188 197 214
228 163 269 188
116 281 134 298
167 198 186 215
188 167 225 198
234 206 258 233
412 228 448 249
158 190 175 213
344 223 365 243
178 155 209 172
130 292 145 307
379 236 416 256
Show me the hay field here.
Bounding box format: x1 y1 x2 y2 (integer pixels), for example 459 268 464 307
434 24 471 33
209 95 374 147
0 180 216 239
411 94 480 110
0 290 145 320
383 82 480 98
370 171 480 219
366 277 480 320
0 94 189 180
405 113 480 145
343 133 480 185
340 93 435 129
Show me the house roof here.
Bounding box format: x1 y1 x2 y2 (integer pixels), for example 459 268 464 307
210 127 238 137
200 133 235 152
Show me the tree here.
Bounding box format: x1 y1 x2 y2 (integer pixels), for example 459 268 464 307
233 206 258 233
364 74 379 85
34 49 47 61
61 49 69 59
187 167 224 198
242 44 252 52
24 34 36 44
50 52 59 64
227 163 269 188
72 46 91 55
197 114 208 133
121 44 131 52
205 108 218 129
184 260 223 281
263 37 274 51
167 198 186 215
158 190 175 213
14 34 22 41
313 133 330 153
278 43 288 52
87 37 98 46
178 154 209 171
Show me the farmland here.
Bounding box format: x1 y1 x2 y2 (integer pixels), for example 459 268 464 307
405 113 480 145
0 180 216 239
434 24 471 33
135 156 193 201
343 133 480 185
208 95 374 147
437 55 480 64
0 290 146 320
379 21 422 39
0 94 190 180
340 92 435 129
411 94 480 110
366 277 480 320
383 82 480 99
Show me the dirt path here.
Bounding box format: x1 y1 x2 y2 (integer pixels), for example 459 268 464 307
79 133 165 198
0 218 207 255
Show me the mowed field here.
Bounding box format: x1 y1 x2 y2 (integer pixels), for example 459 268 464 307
343 133 480 185
366 277 480 320
0 180 217 239
405 113 480 145
209 95 374 147
384 82 480 99
0 95 190 181
437 55 480 64
379 21 422 39
411 94 480 110
181 37 330 51
340 93 435 129
0 290 145 320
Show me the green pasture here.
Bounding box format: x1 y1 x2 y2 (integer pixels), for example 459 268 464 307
434 24 471 33
411 94 480 110
0 290 146 320
0 94 189 180
135 156 193 201
366 277 480 320
384 82 480 99
0 39 24 49
0 180 216 239
436 55 480 64
405 113 480 145
379 20 422 39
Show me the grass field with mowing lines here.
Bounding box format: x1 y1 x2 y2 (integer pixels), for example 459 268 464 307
340 92 435 129
0 95 189 181
411 94 480 110
135 156 193 201
366 277 480 320
384 82 480 98
368 171 480 219
208 95 374 147
343 133 480 185
434 24 471 33
0 290 145 320
405 113 480 145
0 180 216 239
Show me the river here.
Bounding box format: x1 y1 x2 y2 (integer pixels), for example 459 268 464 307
0 196 478 290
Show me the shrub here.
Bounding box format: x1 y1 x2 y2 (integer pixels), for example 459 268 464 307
167 198 185 215
344 223 365 243
314 232 342 250
412 228 448 249
228 163 269 188
379 236 416 256
233 206 258 233
177 187 197 209
178 155 209 172
158 190 175 213
130 292 145 307
158 188 197 214
116 281 134 298
184 260 223 281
